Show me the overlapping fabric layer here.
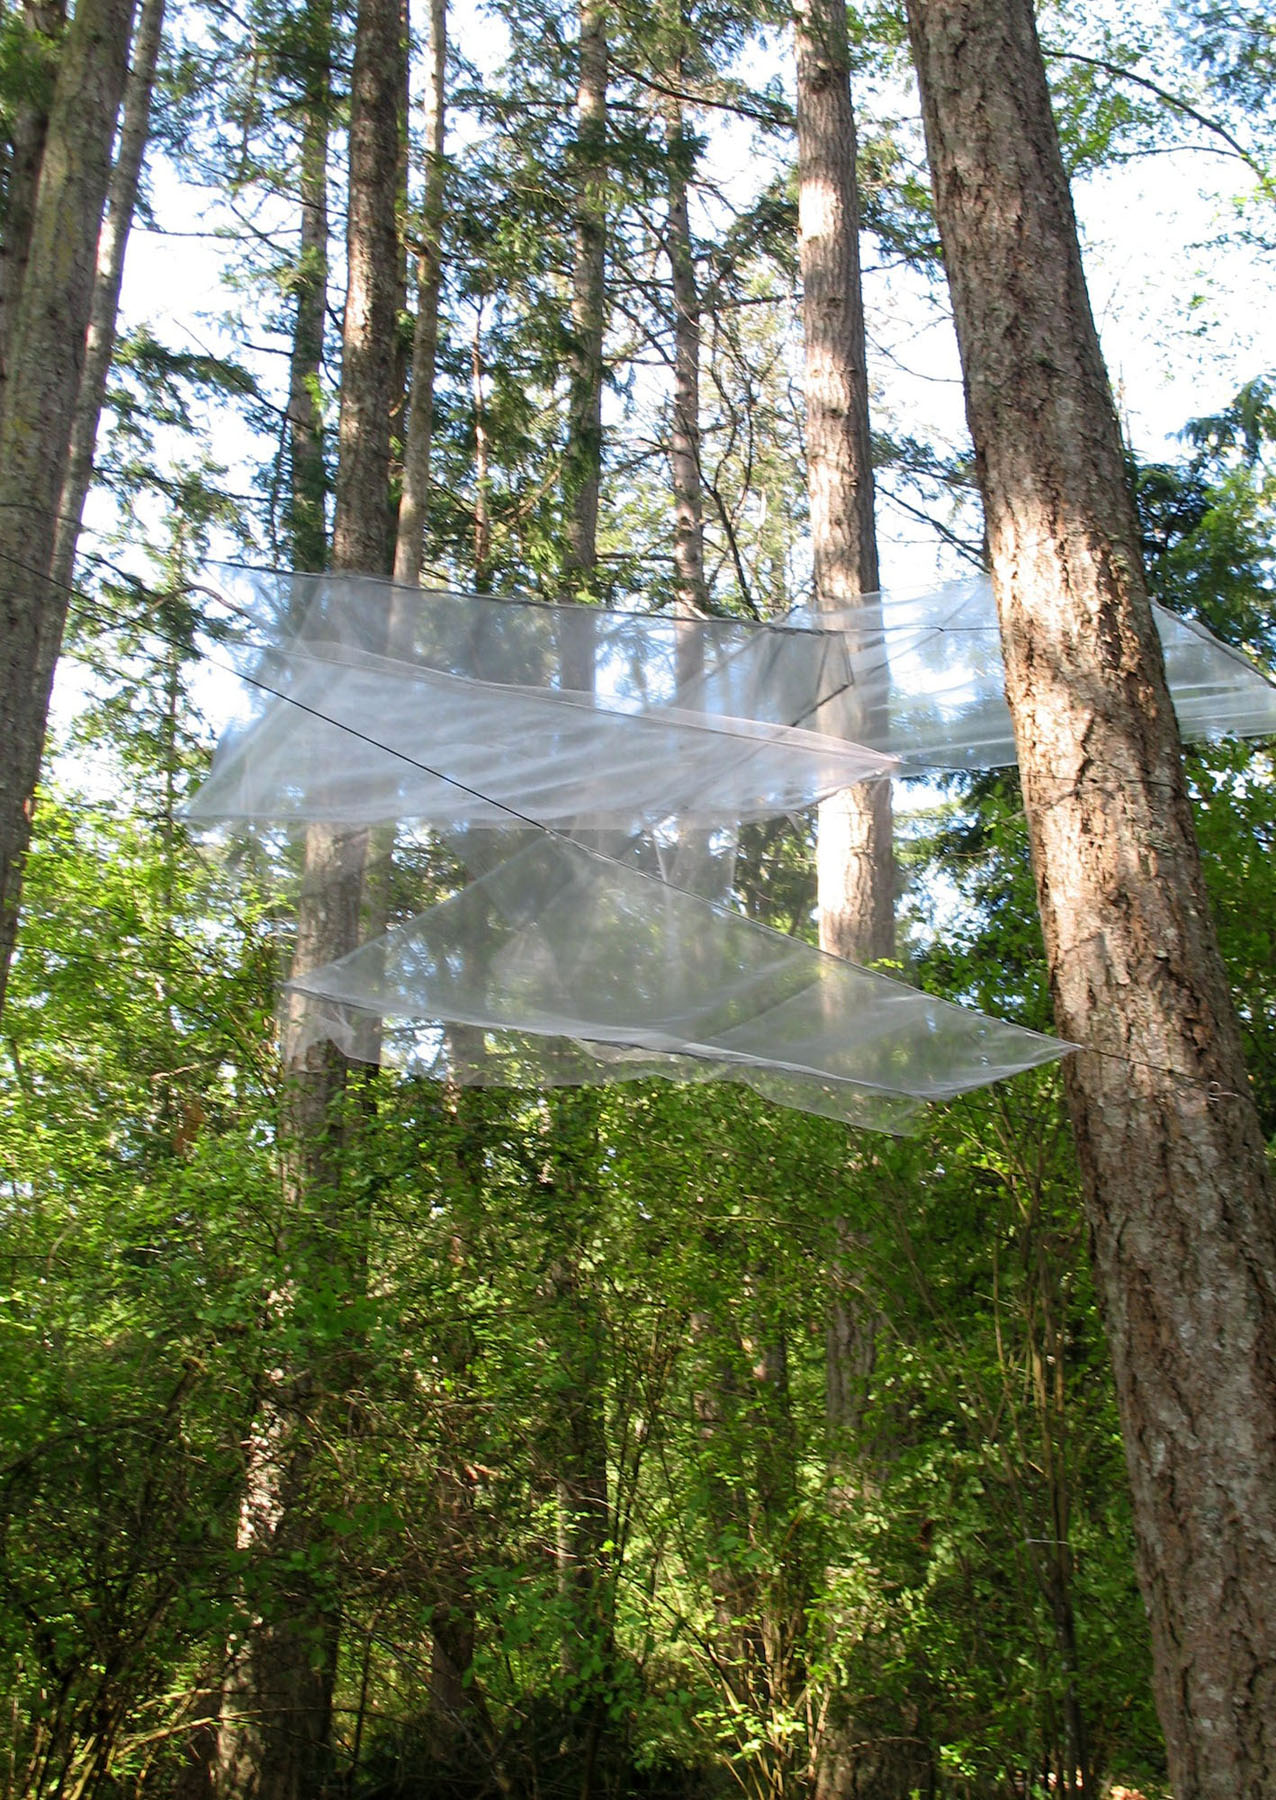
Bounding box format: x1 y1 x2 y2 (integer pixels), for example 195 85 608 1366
193 571 1276 831
190 570 894 831
793 579 1276 769
286 837 1066 1133
186 566 1275 1128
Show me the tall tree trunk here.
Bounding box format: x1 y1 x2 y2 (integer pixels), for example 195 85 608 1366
562 0 606 596
471 302 492 590
282 0 331 578
903 1 1276 1792
384 10 489 1743
0 0 137 1022
796 10 927 1795
0 0 67 408
392 0 445 586
545 1093 614 1795
665 84 707 616
49 0 166 597
796 0 893 970
330 0 399 581
214 0 401 1788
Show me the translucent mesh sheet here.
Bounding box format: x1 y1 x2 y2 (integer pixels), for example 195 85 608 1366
187 646 893 832
192 572 1276 842
189 567 893 832
286 837 1069 1133
795 578 1276 769
228 565 858 730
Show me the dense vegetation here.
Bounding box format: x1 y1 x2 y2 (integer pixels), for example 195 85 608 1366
0 0 1272 1793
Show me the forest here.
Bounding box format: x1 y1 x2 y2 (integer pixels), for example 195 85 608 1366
0 0 1273 1793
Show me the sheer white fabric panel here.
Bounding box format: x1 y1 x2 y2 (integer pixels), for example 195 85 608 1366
286 837 1068 1132
796 578 1276 768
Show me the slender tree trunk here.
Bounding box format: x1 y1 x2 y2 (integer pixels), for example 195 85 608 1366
545 1093 614 1794
330 0 399 581
0 0 136 1022
796 0 893 970
281 0 331 578
562 0 606 596
393 0 445 586
796 11 927 1795
665 85 707 616
0 0 67 406
49 0 166 598
903 2 1276 1792
471 303 492 591
214 0 401 1789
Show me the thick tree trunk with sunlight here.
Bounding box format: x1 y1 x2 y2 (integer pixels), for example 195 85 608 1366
50 0 166 597
0 0 136 1021
904 0 1276 1791
796 0 894 969
0 0 67 403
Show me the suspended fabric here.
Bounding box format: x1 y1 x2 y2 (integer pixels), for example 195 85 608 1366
192 572 1276 839
286 836 1068 1134
187 566 1274 1128
795 578 1276 769
189 568 896 834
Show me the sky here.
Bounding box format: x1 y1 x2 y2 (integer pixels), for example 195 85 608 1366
80 0 1275 678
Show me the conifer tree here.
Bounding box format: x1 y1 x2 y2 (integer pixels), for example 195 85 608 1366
0 0 138 1019
213 0 402 1784
904 0 1276 1789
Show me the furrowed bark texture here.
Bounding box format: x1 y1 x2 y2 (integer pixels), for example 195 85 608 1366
563 0 606 594
0 0 67 404
665 88 708 616
50 0 166 598
795 28 910 1779
796 0 893 968
904 1 1276 1791
331 0 400 581
0 0 136 1021
214 0 401 1789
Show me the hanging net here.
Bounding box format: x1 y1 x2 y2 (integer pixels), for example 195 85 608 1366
186 567 1274 1128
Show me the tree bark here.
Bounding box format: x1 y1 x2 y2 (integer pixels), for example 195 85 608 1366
665 86 708 616
796 13 927 1796
280 0 330 577
49 0 166 598
213 0 401 1788
796 0 893 968
392 0 445 586
0 0 67 409
0 0 137 1022
903 1 1276 1792
562 0 606 596
471 302 492 590
330 0 400 581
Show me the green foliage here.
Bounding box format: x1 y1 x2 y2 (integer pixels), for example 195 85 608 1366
1135 374 1276 662
7 0 1276 1789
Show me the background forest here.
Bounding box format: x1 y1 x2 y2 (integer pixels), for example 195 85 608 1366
0 0 1273 1793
